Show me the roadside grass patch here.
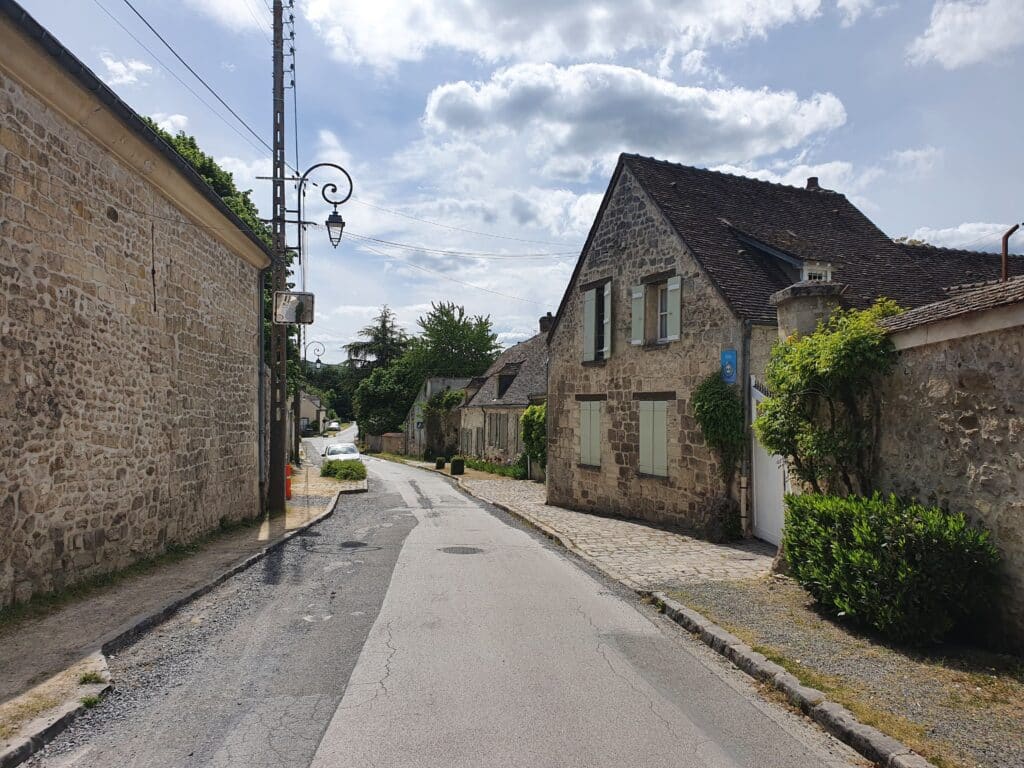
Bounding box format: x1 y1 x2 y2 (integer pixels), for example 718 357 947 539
77 671 104 685
79 695 101 709
0 692 58 741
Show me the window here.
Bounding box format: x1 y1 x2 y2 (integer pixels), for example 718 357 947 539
497 374 515 398
638 400 668 476
579 400 602 466
582 281 612 361
631 276 681 345
802 261 832 282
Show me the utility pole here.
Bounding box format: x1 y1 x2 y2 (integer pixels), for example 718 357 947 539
268 0 288 514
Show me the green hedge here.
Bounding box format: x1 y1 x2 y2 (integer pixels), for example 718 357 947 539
784 493 1000 644
320 459 367 481
463 455 527 480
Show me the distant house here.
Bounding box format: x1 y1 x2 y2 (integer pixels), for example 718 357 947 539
403 377 471 458
459 317 550 464
545 153 1019 544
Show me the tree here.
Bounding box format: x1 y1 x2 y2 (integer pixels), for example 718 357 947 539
401 301 501 379
344 306 410 372
753 299 902 495
352 364 420 435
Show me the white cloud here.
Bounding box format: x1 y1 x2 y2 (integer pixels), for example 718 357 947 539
151 113 189 134
424 63 846 180
99 54 152 86
890 146 942 176
907 222 1016 251
303 0 822 71
836 0 882 26
183 0 271 34
908 0 1022 69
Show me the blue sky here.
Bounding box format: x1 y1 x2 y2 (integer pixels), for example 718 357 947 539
21 0 1024 360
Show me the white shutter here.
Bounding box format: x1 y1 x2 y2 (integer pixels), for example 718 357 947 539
590 402 602 467
638 401 653 474
602 282 613 358
666 276 681 341
652 400 668 476
630 285 644 345
583 288 596 362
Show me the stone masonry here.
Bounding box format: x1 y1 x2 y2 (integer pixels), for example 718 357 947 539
546 167 774 532
877 325 1024 649
0 66 262 605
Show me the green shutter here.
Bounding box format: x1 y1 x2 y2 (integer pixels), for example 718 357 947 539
579 401 590 465
638 401 653 474
583 288 596 362
603 282 613 358
630 285 644 345
666 276 681 341
652 400 668 476
590 402 602 467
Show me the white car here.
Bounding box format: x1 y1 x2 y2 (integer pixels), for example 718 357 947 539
322 442 360 461
326 420 341 431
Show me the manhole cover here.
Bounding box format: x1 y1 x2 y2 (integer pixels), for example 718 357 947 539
438 546 484 555
340 541 367 549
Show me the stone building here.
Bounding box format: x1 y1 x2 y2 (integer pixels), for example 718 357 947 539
403 376 471 458
459 323 549 464
0 3 272 607
876 277 1024 650
545 154 1017 543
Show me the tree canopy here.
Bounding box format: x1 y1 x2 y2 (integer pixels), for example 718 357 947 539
344 306 410 372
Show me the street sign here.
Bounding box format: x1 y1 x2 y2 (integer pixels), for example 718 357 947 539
274 291 315 324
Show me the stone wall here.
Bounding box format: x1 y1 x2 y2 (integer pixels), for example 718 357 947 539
0 69 261 606
546 167 770 531
877 324 1024 649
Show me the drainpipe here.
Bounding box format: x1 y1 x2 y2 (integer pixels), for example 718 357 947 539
1002 224 1020 282
739 319 752 536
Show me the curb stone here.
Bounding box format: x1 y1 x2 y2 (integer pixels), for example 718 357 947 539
654 593 937 768
0 491 343 768
397 463 939 768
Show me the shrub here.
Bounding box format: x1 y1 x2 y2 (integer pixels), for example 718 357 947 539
463 456 527 480
450 456 465 475
691 372 744 488
784 493 1000 644
435 457 446 469
520 404 547 468
320 459 367 481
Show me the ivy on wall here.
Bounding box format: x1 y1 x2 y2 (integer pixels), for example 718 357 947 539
691 372 744 489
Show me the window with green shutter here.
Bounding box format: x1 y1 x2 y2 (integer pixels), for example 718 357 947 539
582 282 612 361
579 400 602 466
638 399 669 476
582 288 596 361
630 285 644 345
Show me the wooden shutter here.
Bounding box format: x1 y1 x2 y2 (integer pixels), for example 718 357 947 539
602 282 612 359
652 400 668 476
582 288 596 362
630 285 644 345
666 276 681 341
590 402 601 467
638 401 653 474
579 402 590 465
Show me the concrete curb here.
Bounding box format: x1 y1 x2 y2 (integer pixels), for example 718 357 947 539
0 492 342 768
654 593 937 768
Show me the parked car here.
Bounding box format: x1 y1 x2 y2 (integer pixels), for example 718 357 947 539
325 420 341 431
322 442 360 461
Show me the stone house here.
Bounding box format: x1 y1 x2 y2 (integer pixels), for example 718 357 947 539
403 376 471 458
0 3 272 606
545 153 1017 544
459 322 549 464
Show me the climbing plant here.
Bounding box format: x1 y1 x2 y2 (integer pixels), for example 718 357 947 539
753 298 902 495
691 373 744 488
520 403 547 468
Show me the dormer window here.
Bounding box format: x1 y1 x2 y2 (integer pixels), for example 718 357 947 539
497 373 515 398
802 261 832 282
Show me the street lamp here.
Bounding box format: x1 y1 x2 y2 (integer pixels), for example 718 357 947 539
303 340 325 371
296 162 353 250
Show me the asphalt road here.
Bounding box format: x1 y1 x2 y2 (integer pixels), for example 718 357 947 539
29 458 860 768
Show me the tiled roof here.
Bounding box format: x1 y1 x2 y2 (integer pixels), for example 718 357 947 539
895 243 1022 289
879 276 1024 333
463 333 547 408
619 154 1018 323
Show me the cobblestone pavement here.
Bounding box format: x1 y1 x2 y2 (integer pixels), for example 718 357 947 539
460 478 776 590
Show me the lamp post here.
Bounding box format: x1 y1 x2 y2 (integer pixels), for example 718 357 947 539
293 339 326 465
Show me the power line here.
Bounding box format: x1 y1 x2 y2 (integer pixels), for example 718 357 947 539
240 0 273 42
91 0 269 158
118 0 285 166
349 197 574 247
344 231 577 259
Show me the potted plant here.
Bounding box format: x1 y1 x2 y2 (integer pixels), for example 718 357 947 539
435 457 446 469
450 455 465 475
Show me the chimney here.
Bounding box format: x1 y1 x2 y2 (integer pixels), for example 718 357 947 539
806 176 820 191
539 312 554 333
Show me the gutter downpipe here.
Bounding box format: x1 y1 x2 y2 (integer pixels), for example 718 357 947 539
1002 224 1020 282
739 319 752 536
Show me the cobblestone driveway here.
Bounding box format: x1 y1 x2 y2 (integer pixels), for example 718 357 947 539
460 478 775 590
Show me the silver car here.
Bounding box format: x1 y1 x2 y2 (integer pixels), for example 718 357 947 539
322 442 360 461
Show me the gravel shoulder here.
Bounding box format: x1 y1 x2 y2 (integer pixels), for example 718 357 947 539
668 578 1024 768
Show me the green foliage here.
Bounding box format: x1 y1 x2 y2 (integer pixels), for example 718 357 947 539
463 456 527 480
320 459 367 481
344 306 411 373
435 457 446 469
450 456 465 475
520 404 547 468
423 388 465 416
753 299 902 495
691 373 744 487
352 363 421 435
784 493 1000 644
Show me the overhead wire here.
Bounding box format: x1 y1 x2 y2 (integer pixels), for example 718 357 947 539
343 232 577 259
